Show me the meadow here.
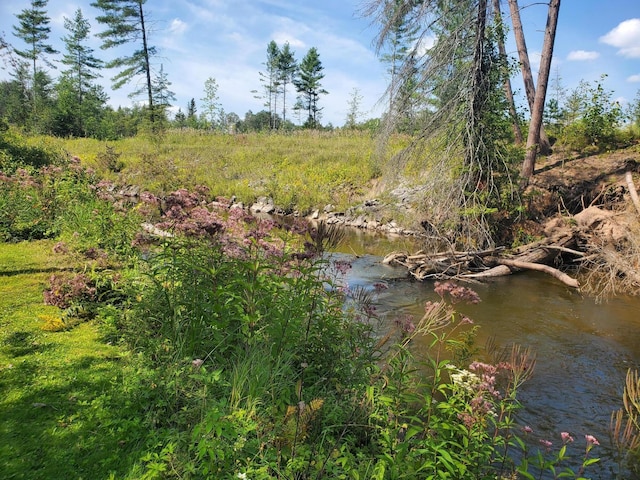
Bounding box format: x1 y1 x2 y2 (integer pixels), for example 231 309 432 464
47 129 411 214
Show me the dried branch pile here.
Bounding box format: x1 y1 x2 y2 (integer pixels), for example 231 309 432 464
384 166 640 297
383 230 582 288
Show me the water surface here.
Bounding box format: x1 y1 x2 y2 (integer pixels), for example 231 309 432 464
332 229 640 477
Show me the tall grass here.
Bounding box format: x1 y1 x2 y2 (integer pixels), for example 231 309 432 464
49 130 409 213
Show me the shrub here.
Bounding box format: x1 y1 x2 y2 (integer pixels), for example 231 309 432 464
560 76 626 152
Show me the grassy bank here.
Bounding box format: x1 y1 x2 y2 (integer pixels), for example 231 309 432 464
44 130 410 213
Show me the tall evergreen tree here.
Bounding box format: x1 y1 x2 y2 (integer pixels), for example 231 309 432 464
56 8 107 136
294 47 327 128
278 42 297 125
60 9 103 105
187 98 198 128
12 0 58 120
254 41 281 129
365 0 515 248
378 0 419 120
152 64 175 118
91 0 157 122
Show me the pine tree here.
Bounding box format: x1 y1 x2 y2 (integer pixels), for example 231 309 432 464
278 42 297 125
12 0 58 119
60 9 103 105
293 47 327 129
91 0 157 122
187 98 197 128
152 64 176 118
378 0 419 119
254 41 281 129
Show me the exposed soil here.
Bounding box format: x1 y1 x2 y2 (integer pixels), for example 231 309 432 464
384 144 640 298
526 146 640 219
525 145 640 297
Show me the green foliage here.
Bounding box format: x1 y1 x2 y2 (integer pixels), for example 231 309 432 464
0 125 58 172
57 130 397 211
560 76 626 152
95 143 124 172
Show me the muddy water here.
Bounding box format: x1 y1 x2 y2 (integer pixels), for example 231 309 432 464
332 230 640 477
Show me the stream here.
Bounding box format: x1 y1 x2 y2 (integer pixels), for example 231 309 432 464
331 228 640 478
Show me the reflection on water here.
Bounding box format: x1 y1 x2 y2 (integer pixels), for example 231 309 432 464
331 230 640 478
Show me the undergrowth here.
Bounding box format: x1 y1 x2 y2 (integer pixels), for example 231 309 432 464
2 132 638 479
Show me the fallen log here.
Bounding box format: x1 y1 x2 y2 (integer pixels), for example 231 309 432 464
461 265 512 279
626 171 640 217
495 258 580 288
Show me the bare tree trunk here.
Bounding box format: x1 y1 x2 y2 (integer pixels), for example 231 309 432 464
507 0 552 154
522 0 560 179
139 2 154 125
493 0 524 144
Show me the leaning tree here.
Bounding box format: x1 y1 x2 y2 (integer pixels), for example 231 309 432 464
91 0 158 123
363 0 515 248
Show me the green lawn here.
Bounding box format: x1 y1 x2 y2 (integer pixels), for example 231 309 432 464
0 241 147 479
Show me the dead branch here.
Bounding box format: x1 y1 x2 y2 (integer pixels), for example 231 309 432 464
626 171 640 217
495 258 580 288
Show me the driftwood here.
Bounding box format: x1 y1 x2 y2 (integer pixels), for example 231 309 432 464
493 258 579 288
384 229 581 288
626 171 640 217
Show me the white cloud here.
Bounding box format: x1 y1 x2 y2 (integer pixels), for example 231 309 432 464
272 32 306 49
529 50 542 71
600 18 640 57
169 18 188 35
567 50 599 61
628 74 640 82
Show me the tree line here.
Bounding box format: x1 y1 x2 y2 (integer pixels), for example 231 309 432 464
0 0 341 139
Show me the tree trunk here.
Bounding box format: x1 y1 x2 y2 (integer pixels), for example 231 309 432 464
493 0 523 144
507 0 552 154
522 0 560 179
138 1 154 125
467 0 488 167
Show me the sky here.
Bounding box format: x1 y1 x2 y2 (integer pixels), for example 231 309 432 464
1 0 639 127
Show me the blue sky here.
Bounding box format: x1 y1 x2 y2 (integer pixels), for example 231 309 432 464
1 0 639 126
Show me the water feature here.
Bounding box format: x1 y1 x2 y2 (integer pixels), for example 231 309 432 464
332 228 640 478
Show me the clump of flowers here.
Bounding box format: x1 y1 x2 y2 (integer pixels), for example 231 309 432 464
38 314 66 332
43 273 96 309
434 281 481 304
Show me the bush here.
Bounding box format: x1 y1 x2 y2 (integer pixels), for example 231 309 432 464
560 76 626 152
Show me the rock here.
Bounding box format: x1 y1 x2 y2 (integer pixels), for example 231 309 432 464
366 220 380 230
250 197 275 214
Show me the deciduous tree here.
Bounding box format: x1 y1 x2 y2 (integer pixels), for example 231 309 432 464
201 77 221 130
345 87 364 128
